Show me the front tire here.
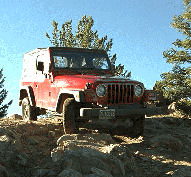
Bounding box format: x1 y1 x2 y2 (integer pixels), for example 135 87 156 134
21 97 37 121
63 98 79 134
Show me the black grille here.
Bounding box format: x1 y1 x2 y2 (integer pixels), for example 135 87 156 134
107 84 134 104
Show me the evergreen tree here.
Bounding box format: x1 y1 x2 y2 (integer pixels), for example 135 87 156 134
0 68 13 118
46 15 131 78
154 0 191 117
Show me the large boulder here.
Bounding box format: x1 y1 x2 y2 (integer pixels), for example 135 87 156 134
51 145 125 176
51 133 137 176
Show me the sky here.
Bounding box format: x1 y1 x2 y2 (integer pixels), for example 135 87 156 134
0 0 186 117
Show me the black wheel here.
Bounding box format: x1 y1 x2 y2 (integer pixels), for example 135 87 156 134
133 115 145 136
21 97 37 121
63 98 79 134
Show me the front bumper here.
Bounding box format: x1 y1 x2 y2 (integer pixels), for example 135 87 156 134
80 107 162 118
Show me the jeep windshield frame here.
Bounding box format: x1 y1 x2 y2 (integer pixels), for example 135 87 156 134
50 48 112 74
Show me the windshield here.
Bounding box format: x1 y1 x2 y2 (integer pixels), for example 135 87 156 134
51 51 111 70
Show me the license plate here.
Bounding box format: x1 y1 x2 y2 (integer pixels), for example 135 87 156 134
99 109 115 119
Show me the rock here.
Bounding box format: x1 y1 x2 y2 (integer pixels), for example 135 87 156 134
58 168 82 177
32 169 50 177
57 135 76 144
51 147 125 176
0 127 32 177
0 163 10 177
164 117 184 126
46 171 56 177
57 133 117 149
0 141 9 152
0 127 19 141
0 128 21 153
172 166 191 177
83 174 99 177
51 147 65 162
149 134 184 151
26 137 39 145
47 124 59 131
109 144 137 176
145 119 165 129
91 167 113 177
10 153 29 168
0 123 138 177
48 131 55 137
8 114 22 120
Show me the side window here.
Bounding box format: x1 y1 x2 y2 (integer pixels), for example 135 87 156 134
36 53 50 74
35 53 50 80
37 61 44 72
36 55 44 75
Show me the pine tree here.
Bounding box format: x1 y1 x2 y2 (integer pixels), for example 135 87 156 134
46 15 131 78
154 0 191 117
0 68 13 118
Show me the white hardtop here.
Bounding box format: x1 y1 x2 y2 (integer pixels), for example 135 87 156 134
24 48 49 56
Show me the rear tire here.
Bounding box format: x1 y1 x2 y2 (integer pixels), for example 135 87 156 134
21 97 37 121
63 98 79 134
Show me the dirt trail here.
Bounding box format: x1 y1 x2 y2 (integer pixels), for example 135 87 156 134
0 115 191 176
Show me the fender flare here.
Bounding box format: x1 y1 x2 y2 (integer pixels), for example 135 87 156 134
55 90 85 113
19 86 36 106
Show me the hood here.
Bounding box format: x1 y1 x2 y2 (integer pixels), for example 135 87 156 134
53 75 101 89
99 75 136 82
53 75 143 89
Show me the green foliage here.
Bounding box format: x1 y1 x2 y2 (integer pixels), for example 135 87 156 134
154 0 191 118
46 20 76 47
175 98 191 117
46 15 131 78
0 68 13 118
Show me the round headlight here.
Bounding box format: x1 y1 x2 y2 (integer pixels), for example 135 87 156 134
96 84 106 97
134 85 143 97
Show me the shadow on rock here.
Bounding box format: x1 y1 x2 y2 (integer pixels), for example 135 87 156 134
125 116 191 176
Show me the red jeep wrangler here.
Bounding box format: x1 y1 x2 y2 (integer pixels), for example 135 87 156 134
19 47 161 135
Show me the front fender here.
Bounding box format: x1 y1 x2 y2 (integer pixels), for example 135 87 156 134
55 90 85 113
57 90 85 103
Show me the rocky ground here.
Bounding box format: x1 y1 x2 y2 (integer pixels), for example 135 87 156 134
0 114 191 177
